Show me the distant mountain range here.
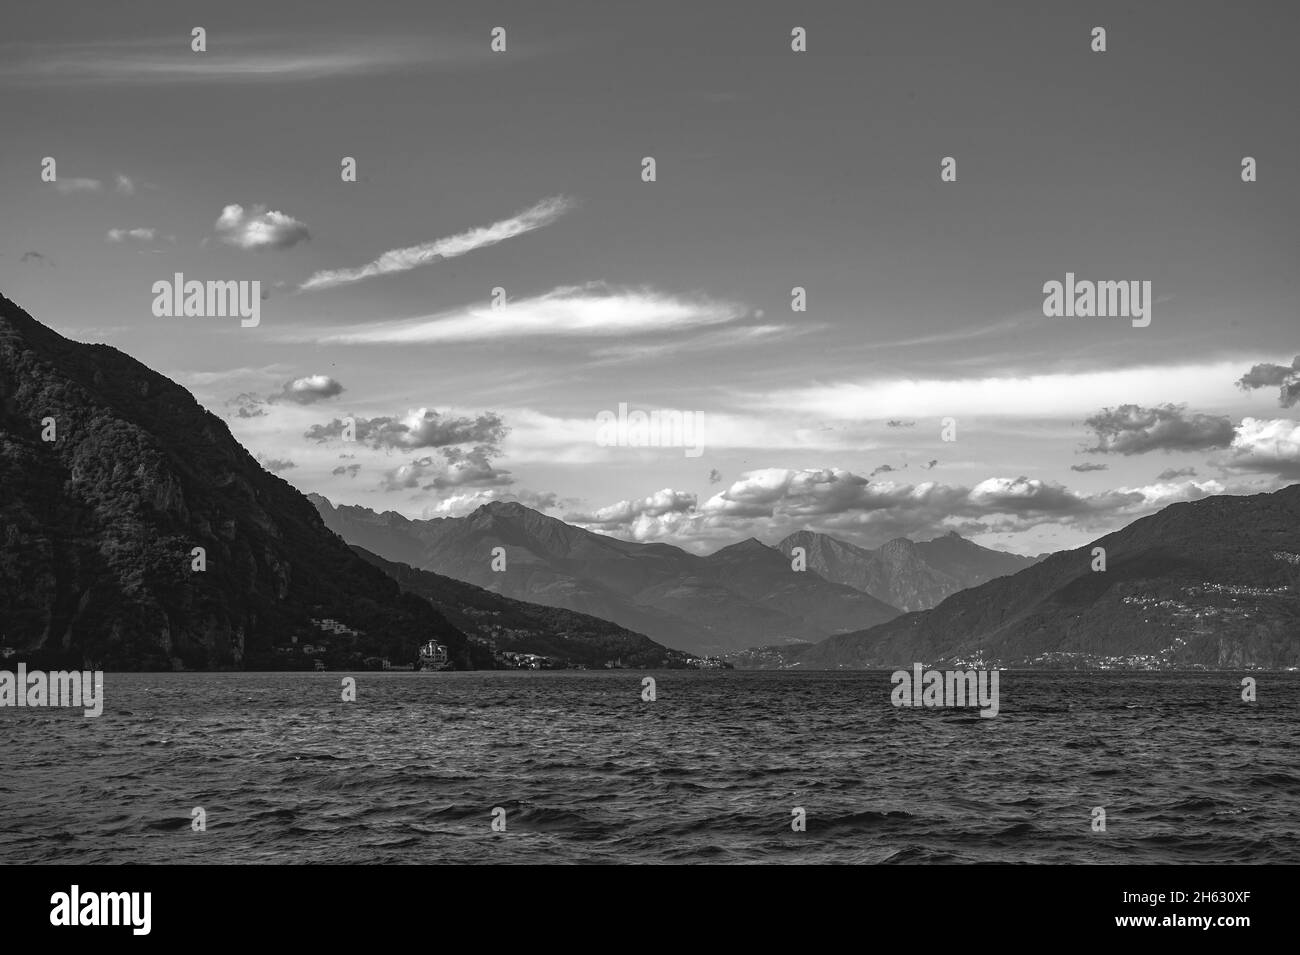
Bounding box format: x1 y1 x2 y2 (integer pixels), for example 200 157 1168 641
0 293 677 671
310 496 901 654
800 484 1300 670
776 530 1042 612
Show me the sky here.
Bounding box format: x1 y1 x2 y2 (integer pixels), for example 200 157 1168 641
2 0 1297 555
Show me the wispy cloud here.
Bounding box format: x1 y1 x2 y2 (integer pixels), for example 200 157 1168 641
303 283 746 345
588 323 799 363
300 195 574 291
754 362 1248 420
870 308 1050 349
1 35 486 85
54 177 101 194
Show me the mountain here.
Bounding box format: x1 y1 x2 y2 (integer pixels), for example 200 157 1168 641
310 497 901 654
777 529 1040 611
799 485 1300 669
0 292 485 670
352 547 688 668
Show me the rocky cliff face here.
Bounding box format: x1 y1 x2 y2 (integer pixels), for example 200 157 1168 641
0 293 473 670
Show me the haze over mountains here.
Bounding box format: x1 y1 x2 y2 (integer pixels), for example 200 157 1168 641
311 496 904 654
802 484 1300 670
776 530 1042 612
310 496 1048 655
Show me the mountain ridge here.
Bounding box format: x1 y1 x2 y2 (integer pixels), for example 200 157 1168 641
799 485 1300 669
310 495 902 654
775 528 1041 611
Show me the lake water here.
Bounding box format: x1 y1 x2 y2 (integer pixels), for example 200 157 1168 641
1 670 1296 864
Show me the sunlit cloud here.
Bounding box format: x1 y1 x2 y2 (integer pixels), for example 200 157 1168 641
300 195 574 291
304 283 747 345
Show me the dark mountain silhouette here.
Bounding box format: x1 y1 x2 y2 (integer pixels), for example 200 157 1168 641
0 292 486 670
799 485 1300 669
352 547 688 668
776 529 1040 611
310 497 901 654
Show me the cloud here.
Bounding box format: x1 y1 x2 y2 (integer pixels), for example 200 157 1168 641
964 476 1103 516
268 375 344 405
106 227 156 242
1083 403 1234 455
1069 462 1109 472
53 177 101 194
307 282 746 345
3 35 485 84
305 408 507 451
1236 356 1300 408
427 446 513 489
331 464 361 478
1216 418 1300 478
416 488 568 519
226 392 267 418
300 195 573 291
379 446 512 491
215 203 310 251
756 362 1245 420
379 457 438 490
701 468 880 520
566 465 1234 548
259 457 296 473
566 489 698 530
588 323 797 364
114 174 135 195
1156 466 1197 480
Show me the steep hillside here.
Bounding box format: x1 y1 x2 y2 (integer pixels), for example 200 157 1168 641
801 486 1300 669
352 547 691 668
0 292 480 670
